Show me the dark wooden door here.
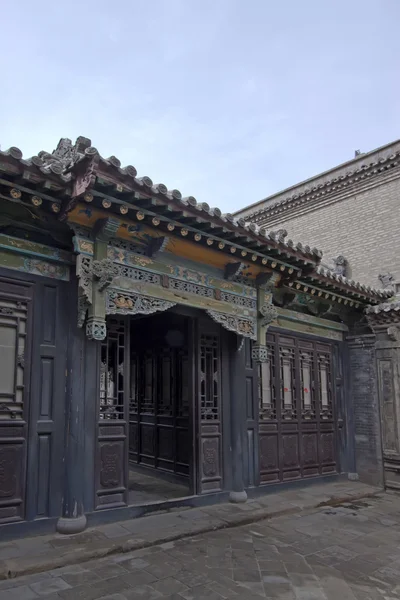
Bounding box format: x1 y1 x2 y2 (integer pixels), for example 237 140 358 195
259 331 338 484
0 278 33 523
0 274 68 523
129 313 191 477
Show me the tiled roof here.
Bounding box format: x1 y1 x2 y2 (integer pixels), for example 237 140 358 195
0 138 323 266
238 142 400 223
0 145 73 183
365 300 400 315
315 265 392 301
0 136 395 305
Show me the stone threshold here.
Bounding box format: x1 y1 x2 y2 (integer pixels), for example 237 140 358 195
0 480 382 582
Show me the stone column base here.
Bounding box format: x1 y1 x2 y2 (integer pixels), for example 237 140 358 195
56 514 87 535
348 472 359 481
229 490 248 503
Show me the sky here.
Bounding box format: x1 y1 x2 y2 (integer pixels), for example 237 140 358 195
0 0 399 213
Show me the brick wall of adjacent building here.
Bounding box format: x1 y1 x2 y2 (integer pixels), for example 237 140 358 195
347 334 384 487
253 174 400 289
236 141 400 290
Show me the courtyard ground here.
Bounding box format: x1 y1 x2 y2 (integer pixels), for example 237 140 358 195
1 486 400 599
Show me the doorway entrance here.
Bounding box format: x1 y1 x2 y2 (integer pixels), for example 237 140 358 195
97 310 226 509
128 312 192 503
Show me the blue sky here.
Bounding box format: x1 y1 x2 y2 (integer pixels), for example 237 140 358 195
1 0 399 212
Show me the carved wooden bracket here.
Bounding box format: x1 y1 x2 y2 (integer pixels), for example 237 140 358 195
145 236 169 258
224 262 245 281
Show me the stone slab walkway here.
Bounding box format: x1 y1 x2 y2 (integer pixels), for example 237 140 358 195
0 480 380 584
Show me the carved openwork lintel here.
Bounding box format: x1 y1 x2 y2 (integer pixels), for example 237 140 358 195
106 290 176 316
206 310 256 340
86 316 107 341
252 344 268 362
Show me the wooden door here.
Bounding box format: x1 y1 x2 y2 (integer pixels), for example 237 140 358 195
196 318 223 494
0 274 68 523
259 331 338 484
0 278 32 523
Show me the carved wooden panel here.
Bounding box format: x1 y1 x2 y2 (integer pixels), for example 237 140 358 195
0 279 31 523
244 338 259 487
96 317 128 509
197 321 223 494
259 332 338 484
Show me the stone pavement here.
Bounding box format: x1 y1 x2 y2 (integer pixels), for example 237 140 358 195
2 489 400 599
0 480 377 582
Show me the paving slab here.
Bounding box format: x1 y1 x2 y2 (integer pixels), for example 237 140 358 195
0 480 383 584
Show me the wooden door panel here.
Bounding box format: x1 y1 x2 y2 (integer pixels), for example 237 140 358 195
197 322 223 494
0 281 32 522
259 331 338 484
96 318 128 509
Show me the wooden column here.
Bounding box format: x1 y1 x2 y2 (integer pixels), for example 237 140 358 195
57 279 87 534
229 334 248 503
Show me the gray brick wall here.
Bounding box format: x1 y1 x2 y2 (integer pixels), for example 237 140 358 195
251 175 400 289
347 334 383 487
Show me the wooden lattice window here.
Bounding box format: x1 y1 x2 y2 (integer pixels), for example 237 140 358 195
99 319 125 420
259 342 276 420
317 351 333 420
0 299 27 420
200 333 220 421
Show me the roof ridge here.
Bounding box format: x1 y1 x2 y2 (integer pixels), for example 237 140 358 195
235 139 400 220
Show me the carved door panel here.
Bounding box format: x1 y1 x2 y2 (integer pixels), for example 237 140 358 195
0 279 32 523
243 338 259 487
259 332 337 484
129 313 191 477
96 317 129 509
197 318 223 494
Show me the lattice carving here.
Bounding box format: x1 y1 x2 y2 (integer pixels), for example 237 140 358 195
252 344 268 362
220 291 256 310
0 299 27 419
169 278 214 298
280 346 297 420
99 320 125 419
113 265 161 285
259 343 276 420
106 290 175 316
200 334 220 421
206 310 256 340
300 349 315 419
86 316 107 341
318 352 333 420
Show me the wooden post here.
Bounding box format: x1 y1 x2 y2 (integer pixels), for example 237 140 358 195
57 279 87 534
229 333 248 503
